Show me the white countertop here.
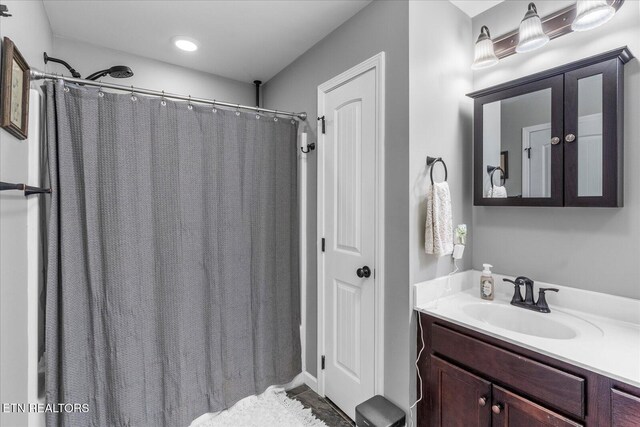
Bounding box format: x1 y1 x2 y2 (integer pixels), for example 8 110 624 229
413 270 640 388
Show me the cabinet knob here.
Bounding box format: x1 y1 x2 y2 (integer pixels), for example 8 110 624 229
478 396 487 407
565 134 576 143
491 404 503 414
551 137 560 145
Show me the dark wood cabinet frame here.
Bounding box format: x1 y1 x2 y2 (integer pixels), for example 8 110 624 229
468 47 633 208
564 59 624 207
417 312 640 427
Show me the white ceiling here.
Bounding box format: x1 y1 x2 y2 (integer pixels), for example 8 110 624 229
42 0 371 84
449 0 504 17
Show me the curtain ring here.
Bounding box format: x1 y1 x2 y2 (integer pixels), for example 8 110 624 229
187 95 193 110
98 81 104 97
130 85 137 101
273 110 279 122
161 90 166 106
212 100 217 113
235 104 241 116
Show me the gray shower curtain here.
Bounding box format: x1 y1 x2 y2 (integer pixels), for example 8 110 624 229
44 80 300 427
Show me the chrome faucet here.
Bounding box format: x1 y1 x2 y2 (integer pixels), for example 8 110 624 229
503 277 559 313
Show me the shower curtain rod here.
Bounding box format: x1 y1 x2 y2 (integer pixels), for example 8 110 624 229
30 69 308 121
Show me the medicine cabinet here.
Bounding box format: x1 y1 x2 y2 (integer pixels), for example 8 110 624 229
468 47 633 207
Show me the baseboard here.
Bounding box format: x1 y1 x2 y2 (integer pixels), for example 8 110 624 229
302 371 318 393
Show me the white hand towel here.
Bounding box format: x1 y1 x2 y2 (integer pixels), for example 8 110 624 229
425 181 453 256
488 186 507 198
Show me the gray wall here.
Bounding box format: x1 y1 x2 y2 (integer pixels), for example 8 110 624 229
408 1 473 423
0 2 53 426
52 37 254 105
263 0 411 412
472 0 640 299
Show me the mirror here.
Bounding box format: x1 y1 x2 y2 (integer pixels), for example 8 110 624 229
577 74 603 197
482 88 552 199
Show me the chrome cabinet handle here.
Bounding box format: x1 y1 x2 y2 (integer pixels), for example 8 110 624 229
492 404 503 414
551 137 560 145
565 134 576 142
478 396 487 407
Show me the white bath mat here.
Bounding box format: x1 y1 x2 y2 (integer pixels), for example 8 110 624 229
192 387 328 427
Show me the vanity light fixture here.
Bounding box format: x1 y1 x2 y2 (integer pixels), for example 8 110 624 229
471 26 499 70
471 1 624 69
173 36 199 52
572 0 616 31
516 3 549 53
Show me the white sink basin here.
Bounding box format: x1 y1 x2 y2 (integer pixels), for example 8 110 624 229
462 303 601 340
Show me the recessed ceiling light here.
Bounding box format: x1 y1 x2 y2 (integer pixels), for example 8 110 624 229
173 37 198 52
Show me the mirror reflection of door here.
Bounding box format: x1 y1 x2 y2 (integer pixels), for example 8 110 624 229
522 123 551 198
482 87 553 199
577 113 603 197
577 74 604 198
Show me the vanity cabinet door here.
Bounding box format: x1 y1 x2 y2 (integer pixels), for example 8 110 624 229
430 356 492 427
564 58 623 207
611 388 640 426
491 385 583 427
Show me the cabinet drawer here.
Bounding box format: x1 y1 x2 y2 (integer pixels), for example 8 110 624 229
431 324 585 419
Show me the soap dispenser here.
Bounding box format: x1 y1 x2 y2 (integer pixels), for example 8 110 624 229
480 264 495 300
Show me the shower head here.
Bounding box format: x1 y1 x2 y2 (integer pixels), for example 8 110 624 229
85 66 134 81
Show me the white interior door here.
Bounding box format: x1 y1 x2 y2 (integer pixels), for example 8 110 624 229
320 67 377 419
522 123 552 198
577 113 603 197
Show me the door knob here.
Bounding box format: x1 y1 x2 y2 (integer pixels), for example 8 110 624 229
478 396 487 407
551 137 560 145
491 404 503 414
565 133 576 143
356 266 371 278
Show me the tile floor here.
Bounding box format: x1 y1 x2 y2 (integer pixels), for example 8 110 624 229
286 385 355 427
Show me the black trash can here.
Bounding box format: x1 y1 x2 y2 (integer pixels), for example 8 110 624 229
355 395 406 427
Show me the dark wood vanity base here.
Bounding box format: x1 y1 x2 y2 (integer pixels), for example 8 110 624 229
417 312 640 426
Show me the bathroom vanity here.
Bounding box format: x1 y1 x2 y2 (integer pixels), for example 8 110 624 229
413 271 640 426
468 47 633 207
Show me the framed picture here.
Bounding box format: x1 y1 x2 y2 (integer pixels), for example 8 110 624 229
1 37 30 140
500 150 509 180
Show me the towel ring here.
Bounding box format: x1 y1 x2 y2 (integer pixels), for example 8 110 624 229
487 165 506 188
426 156 448 185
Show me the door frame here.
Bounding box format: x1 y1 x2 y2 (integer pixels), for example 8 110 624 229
521 122 551 198
316 52 385 398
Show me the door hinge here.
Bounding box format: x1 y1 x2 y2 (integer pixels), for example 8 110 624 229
321 355 326 370
321 238 325 252
0 5 12 17
317 116 325 134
